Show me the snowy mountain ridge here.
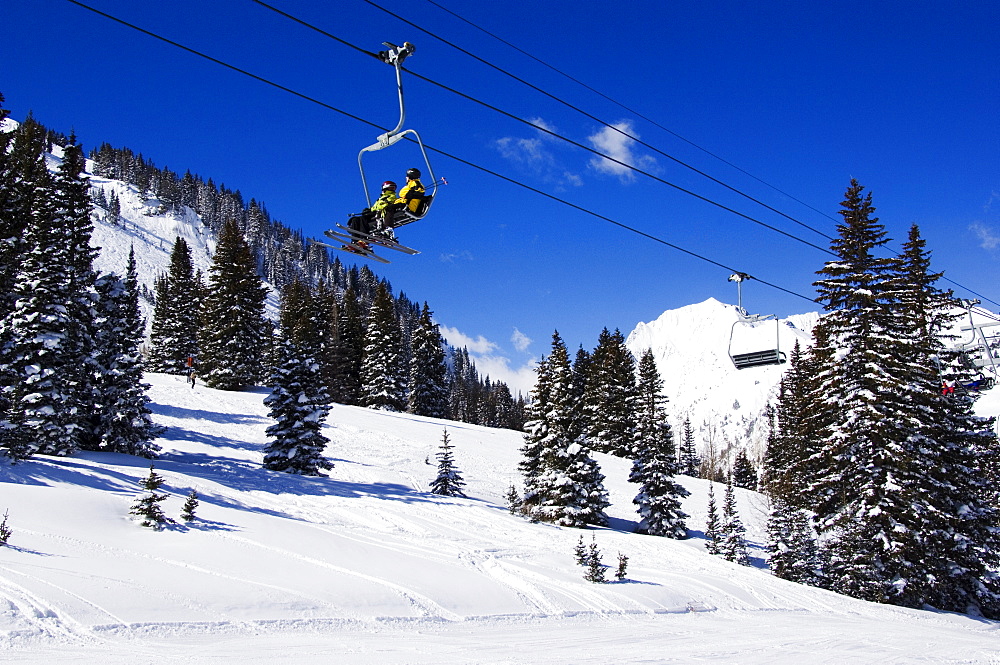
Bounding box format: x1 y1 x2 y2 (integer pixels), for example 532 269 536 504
626 299 818 462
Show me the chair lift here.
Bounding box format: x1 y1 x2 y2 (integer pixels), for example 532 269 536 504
357 41 441 229
954 298 999 390
727 273 787 370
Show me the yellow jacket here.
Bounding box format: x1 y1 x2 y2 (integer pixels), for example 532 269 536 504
398 179 425 213
372 189 398 212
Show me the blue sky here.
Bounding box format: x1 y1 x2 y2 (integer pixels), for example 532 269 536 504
3 0 998 392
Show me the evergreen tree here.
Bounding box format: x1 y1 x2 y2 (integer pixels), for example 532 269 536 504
571 533 588 566
505 484 521 515
1 135 95 458
704 482 721 555
147 236 201 374
629 349 689 538
361 282 405 411
519 331 609 527
677 416 700 477
568 346 592 442
882 225 1000 615
583 328 637 456
330 286 363 405
90 257 162 457
805 180 913 600
407 303 449 418
199 219 268 390
800 183 1000 615
765 498 819 585
429 429 466 497
129 464 173 530
731 448 757 490
262 279 333 476
0 110 42 321
719 475 751 566
615 552 629 581
0 510 11 546
584 538 607 583
762 344 809 504
180 490 199 522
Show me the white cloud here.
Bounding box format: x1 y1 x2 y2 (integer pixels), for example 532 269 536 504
511 328 532 352
970 222 1000 250
471 354 538 397
439 250 474 263
495 118 582 190
438 325 538 396
495 136 553 167
586 120 656 182
439 325 498 355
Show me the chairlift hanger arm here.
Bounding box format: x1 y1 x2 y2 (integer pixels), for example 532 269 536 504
357 40 439 211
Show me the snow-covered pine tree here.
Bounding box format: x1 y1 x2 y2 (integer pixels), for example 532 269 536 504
360 282 405 411
583 537 607 583
262 279 333 476
90 252 163 457
583 328 637 457
519 331 609 527
505 484 521 514
199 219 268 390
0 96 23 322
765 497 819 585
677 416 700 477
330 285 364 405
704 481 721 555
0 114 42 451
568 346 592 443
0 510 11 546
129 464 173 530
629 348 689 538
800 182 1000 612
147 236 201 374
58 140 101 423
762 343 809 505
407 303 449 418
804 179 915 601
429 429 466 497
180 490 199 522
719 475 751 566
615 552 629 581
1 134 94 459
731 448 757 490
312 281 342 400
573 534 588 566
879 224 1000 616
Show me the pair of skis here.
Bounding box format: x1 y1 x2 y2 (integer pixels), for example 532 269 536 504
319 225 419 264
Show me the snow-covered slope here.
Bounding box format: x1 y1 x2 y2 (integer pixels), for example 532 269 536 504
626 298 818 460
1 376 997 664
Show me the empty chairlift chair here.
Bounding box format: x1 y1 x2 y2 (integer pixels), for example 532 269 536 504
726 273 787 370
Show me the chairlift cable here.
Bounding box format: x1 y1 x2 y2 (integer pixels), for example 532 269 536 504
359 0 1000 310
255 0 836 256
59 0 977 311
418 0 843 231
360 0 838 245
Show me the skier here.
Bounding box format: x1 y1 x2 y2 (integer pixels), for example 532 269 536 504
398 168 428 215
370 180 400 238
346 208 376 237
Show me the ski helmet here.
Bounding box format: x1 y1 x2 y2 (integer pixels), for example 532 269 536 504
382 180 397 191
406 168 421 179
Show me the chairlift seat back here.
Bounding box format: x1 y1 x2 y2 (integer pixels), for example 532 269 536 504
731 349 787 369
